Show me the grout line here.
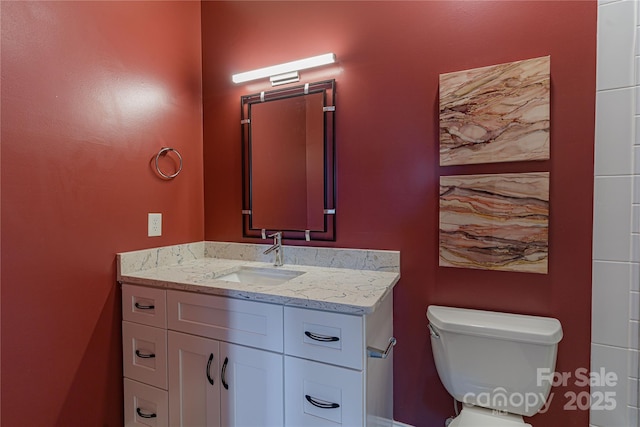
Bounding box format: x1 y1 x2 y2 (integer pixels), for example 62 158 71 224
597 86 638 94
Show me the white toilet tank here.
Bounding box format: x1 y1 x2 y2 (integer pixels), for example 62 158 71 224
427 305 563 417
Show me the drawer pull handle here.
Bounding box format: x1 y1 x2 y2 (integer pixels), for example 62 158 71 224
206 353 215 385
221 357 229 390
305 331 339 342
135 350 156 359
136 408 157 419
367 337 397 359
134 302 155 310
305 394 340 409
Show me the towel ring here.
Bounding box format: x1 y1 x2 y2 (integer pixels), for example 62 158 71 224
154 147 183 179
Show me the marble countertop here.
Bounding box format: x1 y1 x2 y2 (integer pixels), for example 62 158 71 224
118 242 400 315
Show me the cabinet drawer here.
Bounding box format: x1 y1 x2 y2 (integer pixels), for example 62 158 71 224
124 378 168 427
122 284 167 328
167 290 283 352
284 356 363 427
123 321 167 389
284 306 363 370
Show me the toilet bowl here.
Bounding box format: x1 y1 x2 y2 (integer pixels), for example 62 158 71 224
427 305 563 426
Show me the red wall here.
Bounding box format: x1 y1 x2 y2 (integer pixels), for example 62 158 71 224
202 1 596 426
1 2 203 426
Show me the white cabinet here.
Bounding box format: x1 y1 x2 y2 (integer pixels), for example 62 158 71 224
123 284 167 328
284 306 364 370
167 331 220 427
166 289 284 427
122 283 393 427
122 284 169 427
167 330 284 427
166 290 283 352
283 294 394 427
123 321 168 389
124 378 169 427
219 341 283 427
284 356 364 426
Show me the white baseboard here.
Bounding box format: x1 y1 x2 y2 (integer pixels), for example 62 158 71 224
366 415 415 427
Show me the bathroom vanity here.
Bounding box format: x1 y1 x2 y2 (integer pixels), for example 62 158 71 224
118 242 400 427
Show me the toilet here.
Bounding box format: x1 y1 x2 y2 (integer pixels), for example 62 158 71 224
426 305 563 426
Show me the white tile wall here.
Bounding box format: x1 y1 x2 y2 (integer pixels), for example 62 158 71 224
631 406 639 426
593 177 633 261
593 0 639 426
592 261 631 347
595 89 634 175
597 0 635 90
631 320 639 350
591 344 630 427
631 348 639 372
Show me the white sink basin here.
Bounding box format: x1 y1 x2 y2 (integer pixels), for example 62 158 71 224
217 266 304 286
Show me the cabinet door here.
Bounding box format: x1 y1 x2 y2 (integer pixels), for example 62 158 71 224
219 342 283 427
168 331 220 427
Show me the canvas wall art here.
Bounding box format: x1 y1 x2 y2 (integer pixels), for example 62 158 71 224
439 172 549 274
439 56 550 166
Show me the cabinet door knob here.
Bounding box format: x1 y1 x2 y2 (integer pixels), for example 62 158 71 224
206 353 215 385
304 331 340 342
135 350 156 359
136 408 157 419
305 394 340 409
221 357 229 390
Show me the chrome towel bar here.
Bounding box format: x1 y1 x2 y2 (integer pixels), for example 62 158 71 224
367 337 396 359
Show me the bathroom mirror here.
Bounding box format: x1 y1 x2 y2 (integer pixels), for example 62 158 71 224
241 80 335 241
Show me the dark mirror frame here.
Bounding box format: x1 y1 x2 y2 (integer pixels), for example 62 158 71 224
241 80 336 241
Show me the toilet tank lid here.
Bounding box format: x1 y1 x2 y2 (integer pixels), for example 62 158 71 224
427 305 563 345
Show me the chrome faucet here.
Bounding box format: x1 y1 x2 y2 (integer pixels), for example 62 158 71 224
263 232 283 267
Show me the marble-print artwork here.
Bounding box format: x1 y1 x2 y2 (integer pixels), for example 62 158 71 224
439 172 549 274
439 56 550 166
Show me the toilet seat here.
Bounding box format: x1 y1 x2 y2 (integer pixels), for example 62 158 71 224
448 405 532 427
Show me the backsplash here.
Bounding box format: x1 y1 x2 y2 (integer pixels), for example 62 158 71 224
205 241 400 272
117 241 205 276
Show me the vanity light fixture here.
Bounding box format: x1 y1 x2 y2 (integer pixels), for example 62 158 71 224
231 53 336 86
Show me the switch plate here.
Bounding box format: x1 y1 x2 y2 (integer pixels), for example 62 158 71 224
148 213 162 237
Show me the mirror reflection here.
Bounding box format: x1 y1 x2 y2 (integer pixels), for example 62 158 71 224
241 80 335 241
251 93 325 231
